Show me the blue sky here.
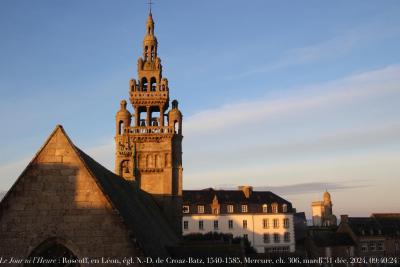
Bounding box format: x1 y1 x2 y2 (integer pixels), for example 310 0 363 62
0 0 400 217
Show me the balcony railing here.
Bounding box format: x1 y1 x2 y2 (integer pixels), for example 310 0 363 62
130 91 168 99
129 126 175 134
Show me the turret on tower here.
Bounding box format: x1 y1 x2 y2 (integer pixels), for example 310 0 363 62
114 10 183 235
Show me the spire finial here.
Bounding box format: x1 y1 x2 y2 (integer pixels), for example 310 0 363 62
148 0 153 15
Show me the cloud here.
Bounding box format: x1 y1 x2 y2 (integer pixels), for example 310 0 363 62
236 34 356 78
231 22 400 79
190 123 400 165
185 64 400 135
254 181 371 195
212 180 370 195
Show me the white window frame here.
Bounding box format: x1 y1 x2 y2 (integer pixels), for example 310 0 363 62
228 220 233 229
273 218 279 228
283 218 289 228
274 233 280 243
227 205 234 213
243 220 248 229
282 204 288 213
284 232 290 242
213 220 219 230
197 205 205 214
272 203 278 213
183 221 188 230
263 218 269 229
199 220 204 230
182 205 190 214
263 233 270 243
241 204 248 213
262 204 268 213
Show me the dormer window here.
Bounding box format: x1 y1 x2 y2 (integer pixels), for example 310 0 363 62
272 203 278 213
227 205 234 213
262 204 268 213
212 207 219 215
197 205 205 214
241 204 248 213
182 205 189 214
283 204 288 213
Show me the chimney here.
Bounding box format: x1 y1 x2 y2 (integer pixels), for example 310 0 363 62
239 185 253 198
341 215 349 224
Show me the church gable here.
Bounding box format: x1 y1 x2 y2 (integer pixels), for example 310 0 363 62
0 125 142 259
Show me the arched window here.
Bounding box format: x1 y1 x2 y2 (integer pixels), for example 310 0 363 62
151 119 158 126
150 77 157 91
118 121 124 135
141 77 148 91
155 154 161 168
262 204 268 213
272 203 278 213
282 204 288 213
151 46 155 60
144 46 148 61
26 238 80 267
146 154 153 168
121 160 130 174
174 120 179 134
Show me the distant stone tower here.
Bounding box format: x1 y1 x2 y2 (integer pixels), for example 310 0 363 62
311 190 337 227
115 11 183 235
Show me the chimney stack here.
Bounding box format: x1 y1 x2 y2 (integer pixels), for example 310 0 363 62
239 185 253 198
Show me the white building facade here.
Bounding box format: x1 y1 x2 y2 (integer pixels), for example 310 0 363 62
182 186 296 253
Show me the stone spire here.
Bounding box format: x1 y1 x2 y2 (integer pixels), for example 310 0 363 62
142 12 157 63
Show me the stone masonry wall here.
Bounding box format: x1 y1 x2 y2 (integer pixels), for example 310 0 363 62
0 130 142 265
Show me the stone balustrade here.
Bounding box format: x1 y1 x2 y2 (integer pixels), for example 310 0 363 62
129 126 174 134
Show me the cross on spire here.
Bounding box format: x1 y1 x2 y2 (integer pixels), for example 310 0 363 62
148 0 153 15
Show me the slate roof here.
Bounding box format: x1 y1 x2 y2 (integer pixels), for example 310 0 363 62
371 214 400 236
312 232 355 247
183 188 292 205
309 228 355 247
347 217 384 236
75 147 179 257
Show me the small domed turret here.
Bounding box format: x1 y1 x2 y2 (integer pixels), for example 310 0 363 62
116 100 131 135
168 100 182 134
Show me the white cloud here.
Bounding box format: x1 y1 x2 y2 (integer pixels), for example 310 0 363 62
185 64 400 135
231 22 400 79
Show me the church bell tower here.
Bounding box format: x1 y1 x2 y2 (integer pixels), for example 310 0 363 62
115 10 183 235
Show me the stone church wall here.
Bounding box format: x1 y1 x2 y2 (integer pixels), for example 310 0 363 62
0 131 142 263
